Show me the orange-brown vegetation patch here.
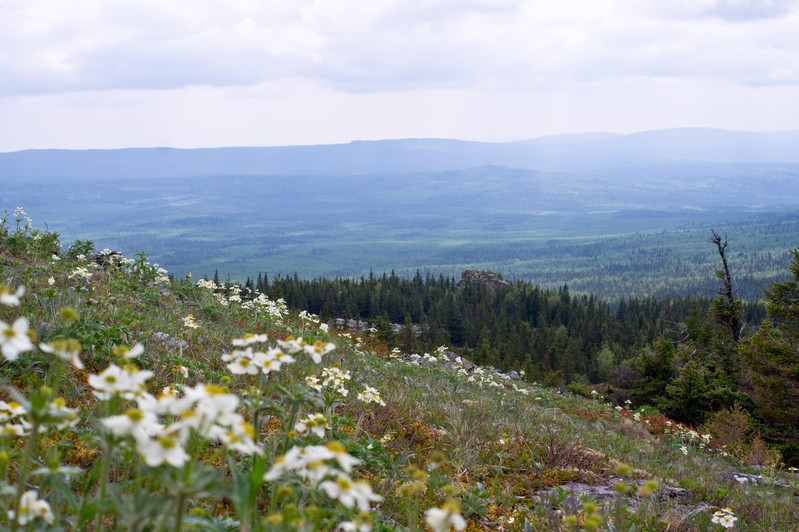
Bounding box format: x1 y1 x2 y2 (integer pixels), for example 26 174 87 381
361 404 450 458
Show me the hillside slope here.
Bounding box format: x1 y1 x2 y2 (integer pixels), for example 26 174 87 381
0 213 797 530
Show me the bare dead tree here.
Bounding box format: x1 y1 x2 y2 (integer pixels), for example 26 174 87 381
709 229 742 343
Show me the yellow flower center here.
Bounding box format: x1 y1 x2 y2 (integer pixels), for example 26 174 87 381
126 408 144 422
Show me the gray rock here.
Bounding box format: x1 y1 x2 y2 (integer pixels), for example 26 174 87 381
151 332 189 350
333 318 371 332
535 479 689 513
721 471 798 491
89 250 123 269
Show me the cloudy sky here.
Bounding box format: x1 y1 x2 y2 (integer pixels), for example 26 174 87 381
1 0 798 151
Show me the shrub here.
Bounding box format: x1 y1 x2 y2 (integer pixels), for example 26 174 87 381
702 403 753 456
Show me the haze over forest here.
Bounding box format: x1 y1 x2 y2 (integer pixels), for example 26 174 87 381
3 127 799 301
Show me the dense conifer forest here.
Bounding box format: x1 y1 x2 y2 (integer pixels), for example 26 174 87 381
250 270 765 384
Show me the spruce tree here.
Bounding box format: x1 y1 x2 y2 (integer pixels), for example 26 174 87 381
739 249 799 462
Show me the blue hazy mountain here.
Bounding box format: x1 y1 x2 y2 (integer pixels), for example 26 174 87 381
3 128 799 180
4 128 799 294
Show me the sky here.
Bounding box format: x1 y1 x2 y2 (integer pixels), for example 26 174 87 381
1 0 798 152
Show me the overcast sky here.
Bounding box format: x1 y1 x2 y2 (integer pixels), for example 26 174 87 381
1 0 798 151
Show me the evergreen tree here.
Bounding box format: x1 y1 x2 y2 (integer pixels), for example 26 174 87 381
630 337 676 406
662 359 710 424
399 314 416 354
740 248 799 463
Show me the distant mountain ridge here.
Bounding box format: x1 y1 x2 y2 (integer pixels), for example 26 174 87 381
2 128 799 180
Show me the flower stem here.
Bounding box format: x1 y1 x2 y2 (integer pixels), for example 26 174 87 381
10 421 40 532
173 460 193 531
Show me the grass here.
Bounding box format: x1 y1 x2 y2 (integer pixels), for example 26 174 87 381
0 209 798 530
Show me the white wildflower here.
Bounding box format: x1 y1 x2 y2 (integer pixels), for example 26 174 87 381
306 375 323 391
113 343 145 359
711 508 737 529
0 400 26 420
294 413 329 438
0 317 34 361
196 279 217 290
88 364 154 400
218 421 260 455
69 266 92 281
425 501 467 532
264 442 361 483
0 284 24 306
8 490 53 525
137 431 190 468
0 423 30 437
102 408 163 442
223 349 259 375
40 339 84 369
357 386 386 406
319 474 383 511
231 333 268 346
336 518 372 532
47 397 79 429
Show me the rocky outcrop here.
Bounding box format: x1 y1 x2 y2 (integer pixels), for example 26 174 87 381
89 249 123 269
458 269 511 290
333 318 422 336
534 480 690 513
720 471 799 492
334 318 371 332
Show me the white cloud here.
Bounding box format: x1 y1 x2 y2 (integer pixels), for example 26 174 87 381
3 0 797 94
639 0 799 21
0 0 797 149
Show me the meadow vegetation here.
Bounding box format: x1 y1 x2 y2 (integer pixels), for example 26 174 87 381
1 208 798 531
